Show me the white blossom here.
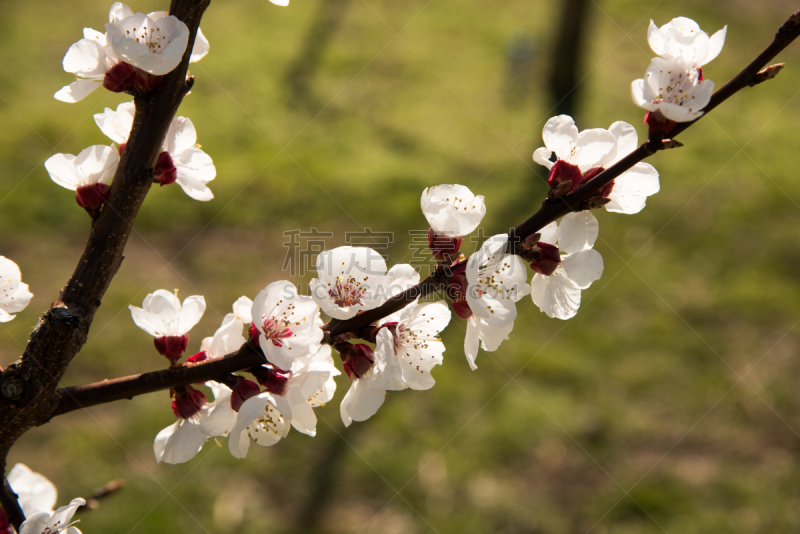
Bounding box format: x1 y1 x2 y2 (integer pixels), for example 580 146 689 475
228 392 293 459
648 17 727 68
129 289 205 338
631 57 714 122
530 212 604 320
54 28 114 102
283 345 340 436
532 116 660 214
104 3 189 76
421 184 486 237
466 234 530 327
0 257 34 323
44 145 119 192
252 281 324 370
310 247 388 320
7 464 57 517
94 103 216 201
19 498 85 534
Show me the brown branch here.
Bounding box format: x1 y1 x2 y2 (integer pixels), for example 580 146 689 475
1 471 25 531
0 0 210 462
44 9 800 418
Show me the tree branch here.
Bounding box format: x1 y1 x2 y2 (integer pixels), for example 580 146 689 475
44 8 800 419
0 0 211 462
1 471 25 532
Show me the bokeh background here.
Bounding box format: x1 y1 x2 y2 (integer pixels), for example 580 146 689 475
2 0 800 532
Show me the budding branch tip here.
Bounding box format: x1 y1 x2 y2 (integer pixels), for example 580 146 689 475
749 63 785 86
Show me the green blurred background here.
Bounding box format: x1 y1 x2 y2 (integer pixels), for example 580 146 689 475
2 0 800 532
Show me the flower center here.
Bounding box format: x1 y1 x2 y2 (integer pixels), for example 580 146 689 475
328 277 366 308
261 316 294 347
247 403 286 438
126 25 171 53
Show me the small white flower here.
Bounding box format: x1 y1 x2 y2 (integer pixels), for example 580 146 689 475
129 289 205 338
466 234 530 327
7 464 57 517
45 145 119 188
269 0 290 5
532 116 660 214
648 17 727 68
421 184 486 237
105 3 189 76
55 4 209 102
530 212 604 320
94 103 216 201
464 315 514 371
228 392 293 459
631 57 714 122
251 281 324 370
310 247 388 320
0 257 34 323
19 498 85 534
153 417 210 465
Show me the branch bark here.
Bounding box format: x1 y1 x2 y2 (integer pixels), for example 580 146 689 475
0 0 212 511
45 9 800 423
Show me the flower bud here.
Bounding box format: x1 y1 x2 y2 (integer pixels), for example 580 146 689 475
185 351 208 364
172 386 207 420
337 343 375 380
231 378 261 412
154 334 189 364
452 299 473 320
428 228 463 260
548 159 583 192
529 242 561 276
154 151 178 186
250 365 290 396
75 183 111 213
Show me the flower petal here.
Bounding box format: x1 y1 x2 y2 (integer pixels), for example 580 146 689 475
557 211 599 254
560 249 603 289
542 115 578 160
54 78 103 103
340 380 386 427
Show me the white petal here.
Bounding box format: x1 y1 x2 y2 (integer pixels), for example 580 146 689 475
232 296 253 324
532 147 554 170
44 153 81 190
530 271 582 320
8 464 57 517
54 78 103 103
47 498 85 530
270 0 290 5
557 211 599 254
175 172 214 201
94 101 135 144
574 128 617 172
74 144 119 185
420 184 486 236
606 162 660 214
164 117 198 155
631 78 649 108
178 295 206 333
154 420 208 464
542 115 578 160
383 264 420 300
647 20 666 56
703 26 727 66
190 28 210 63
62 37 107 76
560 249 603 289
201 383 236 436
607 121 638 163
340 380 386 427
477 317 514 352
464 317 480 370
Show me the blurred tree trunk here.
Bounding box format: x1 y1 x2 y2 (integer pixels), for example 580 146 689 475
285 0 350 107
548 0 593 118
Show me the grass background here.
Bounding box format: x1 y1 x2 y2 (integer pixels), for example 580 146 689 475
2 0 800 532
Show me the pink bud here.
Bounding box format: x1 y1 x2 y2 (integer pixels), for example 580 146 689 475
154 151 177 186
185 350 208 364
154 335 189 364
172 387 207 419
231 379 261 412
339 343 375 380
452 299 473 320
75 183 111 211
250 366 290 396
529 242 561 276
428 228 463 260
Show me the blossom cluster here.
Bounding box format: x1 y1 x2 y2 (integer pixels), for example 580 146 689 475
1 464 84 534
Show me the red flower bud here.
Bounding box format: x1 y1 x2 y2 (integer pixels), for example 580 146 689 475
452 299 473 320
428 228 463 260
338 343 375 380
529 242 561 276
231 379 261 412
154 151 177 186
154 335 189 364
75 183 111 211
250 365 290 396
185 351 208 364
172 387 207 420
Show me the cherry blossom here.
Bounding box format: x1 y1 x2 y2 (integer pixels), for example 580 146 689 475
530 212 604 320
228 392 293 459
631 57 714 122
252 281 324 370
648 17 727 68
44 145 119 213
0 257 34 323
55 3 210 102
19 498 85 534
466 234 530 327
310 247 388 320
129 289 206 363
94 102 216 201
252 345 340 436
7 464 57 517
532 116 660 214
339 300 451 426
421 184 486 259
